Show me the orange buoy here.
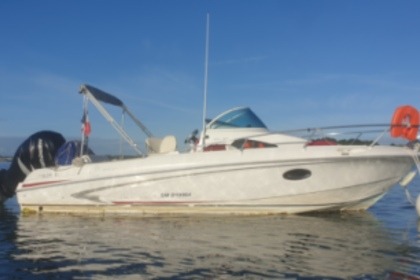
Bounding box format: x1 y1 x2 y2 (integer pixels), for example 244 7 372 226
390 105 419 141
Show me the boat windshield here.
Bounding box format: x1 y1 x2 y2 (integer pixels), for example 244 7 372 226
208 107 267 129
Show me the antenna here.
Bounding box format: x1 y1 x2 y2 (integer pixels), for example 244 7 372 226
201 13 210 148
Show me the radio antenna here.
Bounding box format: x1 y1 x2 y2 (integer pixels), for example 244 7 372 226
201 13 210 149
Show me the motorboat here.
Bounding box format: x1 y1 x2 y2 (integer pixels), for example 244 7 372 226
12 84 420 214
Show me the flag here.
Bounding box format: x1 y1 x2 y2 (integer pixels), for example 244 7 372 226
81 112 91 137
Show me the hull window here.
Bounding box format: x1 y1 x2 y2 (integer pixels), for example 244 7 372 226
283 169 312 180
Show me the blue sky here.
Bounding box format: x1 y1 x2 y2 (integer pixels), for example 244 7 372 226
1 1 420 152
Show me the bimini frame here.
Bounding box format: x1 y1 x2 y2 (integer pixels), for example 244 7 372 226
79 84 153 156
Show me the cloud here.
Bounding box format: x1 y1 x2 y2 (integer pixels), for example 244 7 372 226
30 72 80 96
105 67 204 116
232 72 420 130
213 55 268 66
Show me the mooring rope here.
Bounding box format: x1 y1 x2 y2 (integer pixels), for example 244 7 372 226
403 143 420 206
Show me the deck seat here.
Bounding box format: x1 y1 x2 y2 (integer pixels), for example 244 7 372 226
146 135 177 154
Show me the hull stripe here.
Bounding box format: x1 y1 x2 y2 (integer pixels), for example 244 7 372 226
22 180 68 188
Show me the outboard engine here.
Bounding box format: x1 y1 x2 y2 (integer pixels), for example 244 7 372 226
0 131 65 201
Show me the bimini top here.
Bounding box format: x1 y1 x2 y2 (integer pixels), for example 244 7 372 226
207 107 267 129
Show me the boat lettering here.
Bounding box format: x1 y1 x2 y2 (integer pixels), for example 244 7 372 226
40 173 53 179
160 192 191 198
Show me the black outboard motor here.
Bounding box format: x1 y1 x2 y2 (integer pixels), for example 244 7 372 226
0 131 65 201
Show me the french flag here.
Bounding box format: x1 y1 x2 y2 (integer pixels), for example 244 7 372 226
81 112 91 137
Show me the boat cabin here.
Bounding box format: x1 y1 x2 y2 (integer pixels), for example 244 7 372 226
198 107 270 151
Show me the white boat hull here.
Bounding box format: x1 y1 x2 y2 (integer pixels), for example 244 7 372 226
16 145 415 215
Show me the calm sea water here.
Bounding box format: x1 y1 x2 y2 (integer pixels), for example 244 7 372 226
0 162 419 279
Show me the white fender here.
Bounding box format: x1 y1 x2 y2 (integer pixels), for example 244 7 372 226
416 195 420 217
399 170 417 187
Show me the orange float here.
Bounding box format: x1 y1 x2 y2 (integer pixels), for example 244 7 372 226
390 105 419 141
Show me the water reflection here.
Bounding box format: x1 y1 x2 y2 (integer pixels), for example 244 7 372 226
0 203 19 278
0 208 409 279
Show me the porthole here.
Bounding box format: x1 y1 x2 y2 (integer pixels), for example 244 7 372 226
283 169 311 181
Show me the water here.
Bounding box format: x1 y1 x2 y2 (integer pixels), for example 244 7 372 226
0 162 419 279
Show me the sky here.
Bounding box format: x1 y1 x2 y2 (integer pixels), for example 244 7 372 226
1 0 420 153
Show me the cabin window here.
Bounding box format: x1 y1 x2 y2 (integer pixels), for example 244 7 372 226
231 139 276 149
283 169 312 180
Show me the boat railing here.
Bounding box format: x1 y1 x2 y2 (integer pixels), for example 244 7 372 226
234 124 402 149
279 124 391 147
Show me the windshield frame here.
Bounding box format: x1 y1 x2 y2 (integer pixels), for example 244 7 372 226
207 107 267 129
